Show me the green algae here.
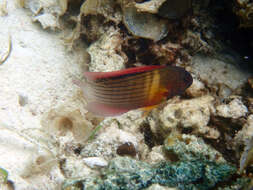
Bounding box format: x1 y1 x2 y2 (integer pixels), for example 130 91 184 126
0 167 8 184
63 157 236 190
63 134 237 190
164 134 225 163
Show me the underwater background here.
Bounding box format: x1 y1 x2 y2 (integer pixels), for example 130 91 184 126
0 0 253 189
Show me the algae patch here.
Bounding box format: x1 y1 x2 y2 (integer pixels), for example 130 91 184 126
63 156 235 190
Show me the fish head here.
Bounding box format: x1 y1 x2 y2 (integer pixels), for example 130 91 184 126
165 67 193 97
180 69 193 90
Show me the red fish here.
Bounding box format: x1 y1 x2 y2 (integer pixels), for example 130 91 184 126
77 65 192 116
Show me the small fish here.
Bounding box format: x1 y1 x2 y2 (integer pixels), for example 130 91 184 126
77 65 192 117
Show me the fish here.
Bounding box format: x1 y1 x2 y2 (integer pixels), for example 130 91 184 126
76 65 193 117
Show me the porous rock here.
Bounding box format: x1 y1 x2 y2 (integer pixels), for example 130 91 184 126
60 156 92 179
80 120 142 160
234 114 253 145
87 28 125 72
216 97 248 119
145 146 166 164
165 134 225 163
234 0 253 28
159 96 216 137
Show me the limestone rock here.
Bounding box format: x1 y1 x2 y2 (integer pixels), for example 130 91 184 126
159 96 215 136
216 97 248 119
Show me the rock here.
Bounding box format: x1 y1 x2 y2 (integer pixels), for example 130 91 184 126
159 96 215 137
164 134 225 163
233 115 253 172
216 97 248 119
80 0 121 23
60 156 92 178
191 55 251 95
87 28 125 72
146 146 166 164
234 0 253 28
234 114 253 145
63 156 235 190
83 157 108 168
80 119 142 160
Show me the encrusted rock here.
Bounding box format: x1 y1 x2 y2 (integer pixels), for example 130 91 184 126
146 146 166 164
63 156 235 190
234 0 253 28
234 114 253 145
87 28 125 72
164 134 225 163
80 119 142 160
216 97 248 119
60 156 92 178
80 0 121 23
159 96 215 137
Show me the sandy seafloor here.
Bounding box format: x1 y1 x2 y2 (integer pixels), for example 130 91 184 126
0 0 85 189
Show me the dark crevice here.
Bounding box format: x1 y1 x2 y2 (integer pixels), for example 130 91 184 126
203 115 245 165
140 122 164 149
209 0 253 71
